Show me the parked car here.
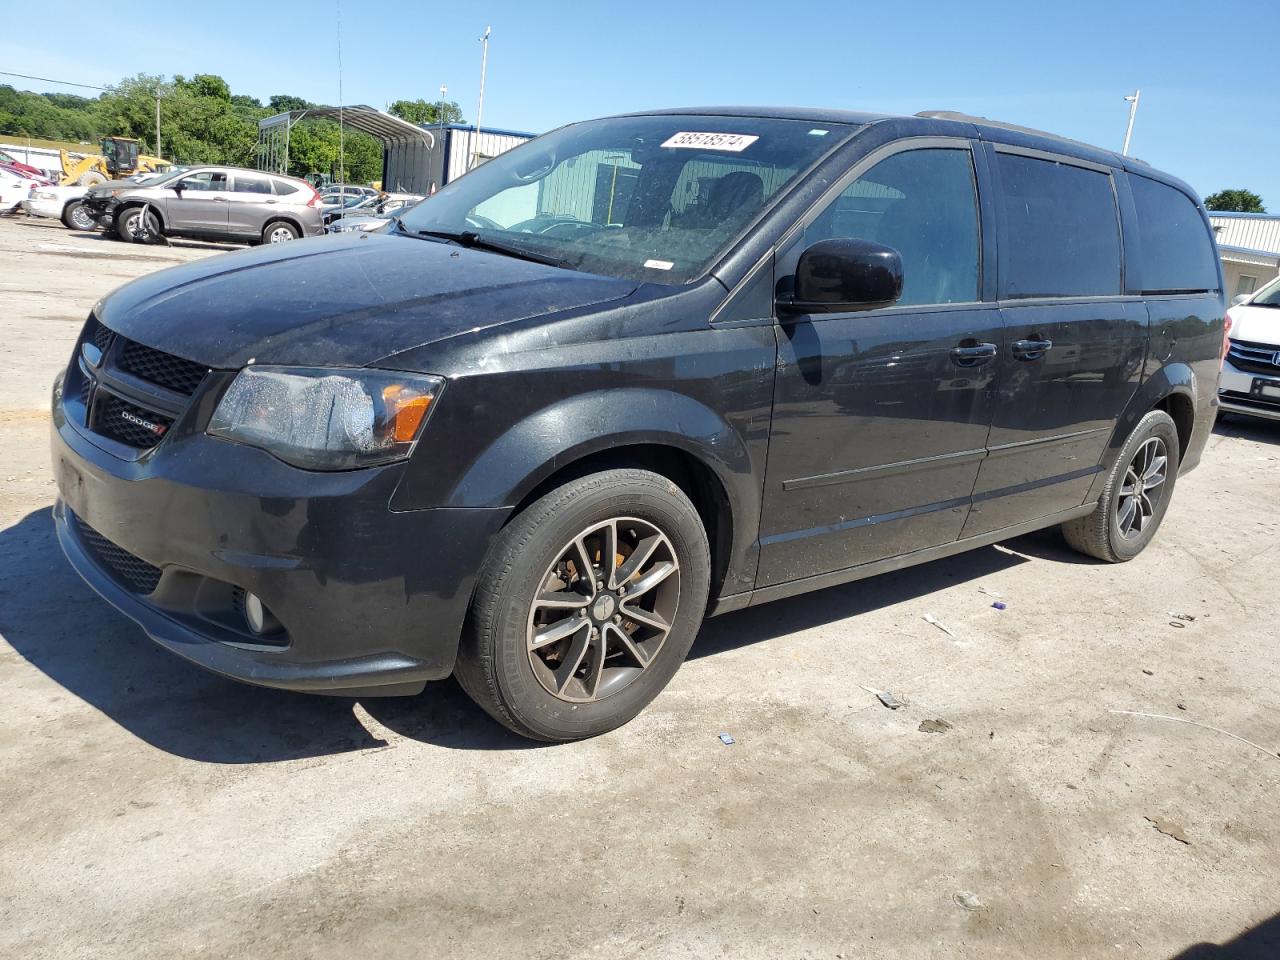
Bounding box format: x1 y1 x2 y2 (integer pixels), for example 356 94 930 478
51 107 1224 741
0 147 46 178
0 167 51 213
1220 274 1280 421
82 165 323 245
318 184 378 204
320 193 379 226
22 183 94 230
326 196 423 233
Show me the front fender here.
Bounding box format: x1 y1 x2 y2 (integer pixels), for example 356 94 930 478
394 386 764 600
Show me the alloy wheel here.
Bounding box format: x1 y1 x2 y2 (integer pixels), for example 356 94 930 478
268 226 295 244
1115 436 1168 539
526 517 680 703
70 205 94 230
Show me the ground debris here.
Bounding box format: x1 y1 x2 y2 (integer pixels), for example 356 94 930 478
1168 612 1197 623
954 891 984 910
922 613 956 638
919 719 953 734
718 733 735 745
859 684 903 710
991 601 1007 610
1145 816 1191 845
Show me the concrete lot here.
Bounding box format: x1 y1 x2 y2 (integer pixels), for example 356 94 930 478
1 215 1278 960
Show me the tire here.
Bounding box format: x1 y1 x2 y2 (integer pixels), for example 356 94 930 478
262 221 300 244
455 468 711 741
1062 409 1180 562
61 200 95 231
77 170 106 187
115 206 161 243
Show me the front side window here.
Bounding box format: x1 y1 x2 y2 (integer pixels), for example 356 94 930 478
400 115 857 284
178 171 228 192
996 153 1121 298
802 148 980 306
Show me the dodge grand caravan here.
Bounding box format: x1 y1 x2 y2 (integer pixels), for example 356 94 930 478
51 107 1226 740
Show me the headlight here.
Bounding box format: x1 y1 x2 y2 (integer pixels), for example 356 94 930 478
34 190 58 200
208 366 443 470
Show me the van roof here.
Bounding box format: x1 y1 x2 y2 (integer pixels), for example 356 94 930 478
612 106 1194 198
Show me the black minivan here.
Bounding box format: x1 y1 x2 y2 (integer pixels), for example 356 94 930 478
52 107 1225 740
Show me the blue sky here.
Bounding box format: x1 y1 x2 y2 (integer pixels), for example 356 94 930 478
4 0 1275 208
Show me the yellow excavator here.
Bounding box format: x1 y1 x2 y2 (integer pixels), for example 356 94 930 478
60 136 170 186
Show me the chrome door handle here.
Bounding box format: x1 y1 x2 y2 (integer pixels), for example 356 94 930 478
950 341 997 367
1012 338 1053 360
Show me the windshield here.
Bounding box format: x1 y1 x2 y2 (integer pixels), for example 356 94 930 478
1252 275 1280 307
399 115 855 283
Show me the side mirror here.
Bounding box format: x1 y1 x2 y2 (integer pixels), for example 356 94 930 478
1232 294 1251 306
170 182 184 193
781 238 903 314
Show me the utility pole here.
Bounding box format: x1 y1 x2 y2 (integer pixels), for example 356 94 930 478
1122 89 1141 156
472 25 491 169
155 93 161 158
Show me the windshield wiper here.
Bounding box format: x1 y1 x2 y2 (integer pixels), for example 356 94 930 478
393 222 570 269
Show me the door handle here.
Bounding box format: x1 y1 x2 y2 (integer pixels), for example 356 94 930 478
950 341 997 367
1012 338 1053 360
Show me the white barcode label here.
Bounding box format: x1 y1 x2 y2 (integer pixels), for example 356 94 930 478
644 259 674 271
660 131 759 152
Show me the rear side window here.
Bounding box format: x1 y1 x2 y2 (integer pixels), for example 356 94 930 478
1129 175 1219 293
234 174 273 195
996 153 1121 298
272 179 300 196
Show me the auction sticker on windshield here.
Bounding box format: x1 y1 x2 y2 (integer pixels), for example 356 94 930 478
661 132 759 152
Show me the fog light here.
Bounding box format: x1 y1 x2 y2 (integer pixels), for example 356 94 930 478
243 591 283 636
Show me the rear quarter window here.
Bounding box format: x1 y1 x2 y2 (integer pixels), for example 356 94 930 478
1129 175 1220 293
996 152 1122 299
272 179 300 196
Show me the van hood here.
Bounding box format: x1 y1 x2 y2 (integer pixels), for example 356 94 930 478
95 233 639 369
1228 303 1280 347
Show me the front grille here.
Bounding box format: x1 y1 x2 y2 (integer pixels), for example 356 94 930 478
92 393 174 448
118 340 208 396
73 513 163 594
70 315 207 453
1227 340 1280 377
89 317 115 351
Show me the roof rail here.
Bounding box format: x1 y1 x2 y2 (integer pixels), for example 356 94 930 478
913 110 1144 163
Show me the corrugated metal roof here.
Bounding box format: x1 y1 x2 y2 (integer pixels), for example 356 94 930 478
259 105 436 145
1210 214 1280 256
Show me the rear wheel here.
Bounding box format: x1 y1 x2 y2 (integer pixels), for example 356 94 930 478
61 200 95 231
77 170 106 187
263 221 299 244
115 206 160 243
1062 409 1180 562
455 468 711 741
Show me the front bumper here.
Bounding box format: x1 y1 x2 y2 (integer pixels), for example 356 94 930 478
20 197 61 219
52 399 507 696
1219 356 1280 422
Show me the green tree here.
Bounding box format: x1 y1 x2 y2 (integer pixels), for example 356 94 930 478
388 98 464 126
268 94 313 113
1205 189 1266 213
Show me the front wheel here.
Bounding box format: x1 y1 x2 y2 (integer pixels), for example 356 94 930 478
1062 409 1180 562
61 200 95 231
115 206 160 243
455 468 711 741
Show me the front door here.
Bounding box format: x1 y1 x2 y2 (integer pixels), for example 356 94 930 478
165 170 230 233
961 147 1146 537
757 144 1000 587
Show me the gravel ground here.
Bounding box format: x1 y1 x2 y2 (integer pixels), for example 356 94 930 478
1 215 1278 960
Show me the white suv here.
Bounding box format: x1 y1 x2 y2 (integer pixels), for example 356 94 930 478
1221 275 1280 421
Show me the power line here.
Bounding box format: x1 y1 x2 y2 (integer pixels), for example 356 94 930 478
0 71 108 91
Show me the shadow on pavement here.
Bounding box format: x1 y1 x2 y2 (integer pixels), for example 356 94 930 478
1169 912 1280 959
1214 412 1280 445
4 502 1030 763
